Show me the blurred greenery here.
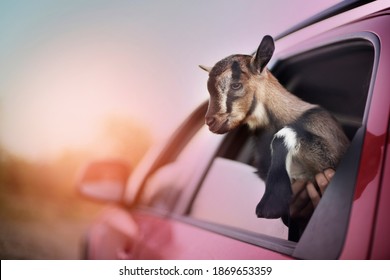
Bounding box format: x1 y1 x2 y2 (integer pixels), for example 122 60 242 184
0 117 151 259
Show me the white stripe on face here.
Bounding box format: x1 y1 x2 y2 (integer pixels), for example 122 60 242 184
216 75 229 114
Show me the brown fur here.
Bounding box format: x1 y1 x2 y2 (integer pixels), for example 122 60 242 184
201 35 349 219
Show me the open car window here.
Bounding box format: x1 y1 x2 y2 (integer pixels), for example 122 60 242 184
134 35 377 259
186 36 377 257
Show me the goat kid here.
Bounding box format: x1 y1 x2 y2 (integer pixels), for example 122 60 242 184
200 35 350 219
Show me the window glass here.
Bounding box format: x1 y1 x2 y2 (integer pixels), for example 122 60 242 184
141 125 223 211
191 157 288 239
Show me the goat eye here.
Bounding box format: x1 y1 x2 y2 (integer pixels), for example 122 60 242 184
230 83 242 90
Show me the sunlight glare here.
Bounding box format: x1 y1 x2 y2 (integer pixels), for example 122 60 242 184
0 37 147 160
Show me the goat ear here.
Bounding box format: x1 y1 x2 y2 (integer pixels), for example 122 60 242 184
251 35 275 73
199 65 212 73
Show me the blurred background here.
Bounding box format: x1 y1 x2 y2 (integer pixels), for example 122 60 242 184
0 0 339 259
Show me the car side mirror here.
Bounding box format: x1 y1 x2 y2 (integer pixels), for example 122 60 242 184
76 159 131 203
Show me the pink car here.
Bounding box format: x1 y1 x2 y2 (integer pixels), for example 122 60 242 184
78 1 390 259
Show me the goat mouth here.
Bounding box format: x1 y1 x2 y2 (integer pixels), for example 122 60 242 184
208 119 230 134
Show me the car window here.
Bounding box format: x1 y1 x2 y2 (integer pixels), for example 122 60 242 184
274 39 374 139
140 123 224 212
186 37 376 252
134 36 377 258
191 157 289 239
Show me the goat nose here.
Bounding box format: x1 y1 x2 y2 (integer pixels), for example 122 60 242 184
205 116 216 127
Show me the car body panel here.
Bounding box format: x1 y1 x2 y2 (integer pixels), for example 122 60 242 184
132 211 293 260
340 12 390 259
370 129 390 259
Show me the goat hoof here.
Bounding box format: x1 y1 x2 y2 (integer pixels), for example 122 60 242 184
256 199 288 219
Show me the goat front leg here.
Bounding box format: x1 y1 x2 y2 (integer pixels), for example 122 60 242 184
256 136 292 219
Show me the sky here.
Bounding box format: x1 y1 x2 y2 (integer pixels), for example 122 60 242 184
0 0 340 160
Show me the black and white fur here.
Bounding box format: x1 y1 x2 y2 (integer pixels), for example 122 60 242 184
200 35 349 219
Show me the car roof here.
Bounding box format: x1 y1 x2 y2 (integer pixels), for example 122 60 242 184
275 0 376 40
